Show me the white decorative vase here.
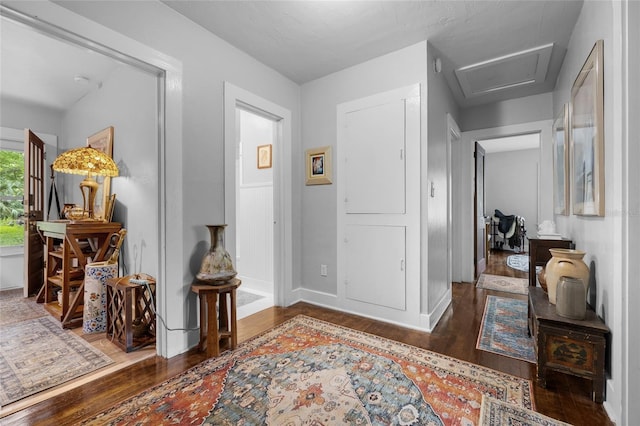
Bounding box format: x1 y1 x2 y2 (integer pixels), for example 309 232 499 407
83 263 118 333
545 249 589 305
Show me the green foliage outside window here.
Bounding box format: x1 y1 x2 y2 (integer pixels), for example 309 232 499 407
0 150 25 246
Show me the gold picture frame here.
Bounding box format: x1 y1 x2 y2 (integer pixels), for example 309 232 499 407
257 144 272 169
553 104 570 215
305 146 332 185
571 40 604 216
87 126 114 220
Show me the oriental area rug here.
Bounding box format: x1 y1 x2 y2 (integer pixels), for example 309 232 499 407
0 315 113 406
85 315 534 425
476 295 536 363
476 273 528 295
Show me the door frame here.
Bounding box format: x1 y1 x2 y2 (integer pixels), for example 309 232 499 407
457 120 552 283
474 141 486 279
1 3 184 357
447 115 462 283
223 82 293 307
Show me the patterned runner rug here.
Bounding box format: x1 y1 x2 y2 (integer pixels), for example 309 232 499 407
506 254 542 274
476 295 536 363
0 316 113 406
84 315 534 425
480 396 571 426
476 273 528 295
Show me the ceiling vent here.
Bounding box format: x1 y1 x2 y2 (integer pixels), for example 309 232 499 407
455 43 553 98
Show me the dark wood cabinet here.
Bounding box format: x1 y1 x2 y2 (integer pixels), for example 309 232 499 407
528 287 609 402
527 237 573 287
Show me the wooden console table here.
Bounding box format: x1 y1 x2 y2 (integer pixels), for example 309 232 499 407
527 237 573 287
528 287 609 402
36 220 122 328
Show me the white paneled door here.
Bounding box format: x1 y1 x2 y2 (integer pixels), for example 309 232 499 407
337 84 420 320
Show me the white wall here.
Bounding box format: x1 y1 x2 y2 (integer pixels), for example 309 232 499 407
0 99 64 139
22 0 302 357
461 93 553 131
299 42 429 326
485 148 539 245
61 64 158 279
426 43 460 318
551 1 630 422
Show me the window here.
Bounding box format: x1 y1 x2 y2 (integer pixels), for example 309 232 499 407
0 149 24 247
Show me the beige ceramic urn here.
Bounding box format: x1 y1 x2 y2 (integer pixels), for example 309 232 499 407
545 248 589 304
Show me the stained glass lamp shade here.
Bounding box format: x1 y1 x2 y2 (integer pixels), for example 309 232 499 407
52 146 118 219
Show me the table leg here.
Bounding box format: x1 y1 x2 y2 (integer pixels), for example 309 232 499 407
219 293 228 333
199 293 207 352
206 292 219 358
230 289 237 349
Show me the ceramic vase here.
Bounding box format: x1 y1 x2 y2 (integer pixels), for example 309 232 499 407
545 248 589 304
83 263 118 333
196 224 237 283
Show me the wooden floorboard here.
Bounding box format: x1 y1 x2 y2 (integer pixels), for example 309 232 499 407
2 250 613 425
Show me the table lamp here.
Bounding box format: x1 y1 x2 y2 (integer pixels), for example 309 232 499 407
52 146 118 220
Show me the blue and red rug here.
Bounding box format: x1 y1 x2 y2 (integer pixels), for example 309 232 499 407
85 315 534 425
476 295 536 363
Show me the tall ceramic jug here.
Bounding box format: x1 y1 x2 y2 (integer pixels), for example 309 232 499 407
197 224 237 283
545 248 589 304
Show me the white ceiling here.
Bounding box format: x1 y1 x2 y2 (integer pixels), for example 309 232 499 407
0 1 583 111
0 16 119 111
162 0 583 107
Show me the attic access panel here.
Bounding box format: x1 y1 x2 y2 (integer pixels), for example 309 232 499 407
455 43 553 98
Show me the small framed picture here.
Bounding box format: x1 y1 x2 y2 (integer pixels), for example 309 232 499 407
305 146 332 185
257 144 272 169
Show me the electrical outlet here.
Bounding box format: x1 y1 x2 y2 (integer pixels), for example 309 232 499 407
320 264 328 277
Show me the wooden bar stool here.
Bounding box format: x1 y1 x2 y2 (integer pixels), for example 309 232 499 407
191 278 241 358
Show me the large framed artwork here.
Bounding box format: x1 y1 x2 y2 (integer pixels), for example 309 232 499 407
87 126 114 220
553 104 570 215
571 40 604 216
305 146 332 185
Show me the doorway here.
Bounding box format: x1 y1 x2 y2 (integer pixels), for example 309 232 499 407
0 128 56 293
457 120 552 283
233 107 276 317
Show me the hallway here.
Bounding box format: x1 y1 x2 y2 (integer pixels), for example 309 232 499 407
482 249 529 281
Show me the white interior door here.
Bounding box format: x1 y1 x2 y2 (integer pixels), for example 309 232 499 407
337 84 420 319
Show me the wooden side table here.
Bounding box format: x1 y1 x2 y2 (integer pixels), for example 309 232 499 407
528 287 609 402
106 275 156 352
191 278 241 358
527 237 573 287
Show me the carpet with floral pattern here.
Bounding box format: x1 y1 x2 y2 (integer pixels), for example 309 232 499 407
84 315 534 425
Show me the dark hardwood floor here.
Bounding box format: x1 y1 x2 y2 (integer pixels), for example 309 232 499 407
3 250 612 425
